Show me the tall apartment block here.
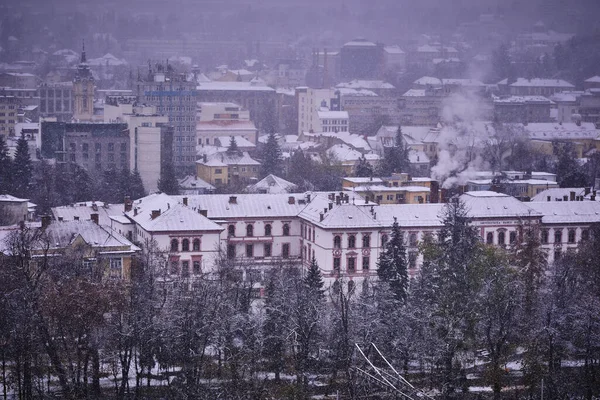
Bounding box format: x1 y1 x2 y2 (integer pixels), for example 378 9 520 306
135 64 197 172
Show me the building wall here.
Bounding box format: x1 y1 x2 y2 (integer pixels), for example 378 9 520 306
38 83 74 121
0 96 20 136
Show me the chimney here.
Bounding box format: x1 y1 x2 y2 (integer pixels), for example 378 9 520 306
41 215 51 229
335 196 341 205
329 202 333 210
570 191 576 201
229 196 237 204
585 187 591 196
183 197 188 206
288 196 295 204
90 213 99 225
151 209 161 220
320 213 324 222
124 196 132 212
134 208 138 216
199 209 207 217
591 195 596 201
324 207 328 214
563 195 569 201
306 193 311 202
344 194 349 203
547 196 551 202
92 202 99 212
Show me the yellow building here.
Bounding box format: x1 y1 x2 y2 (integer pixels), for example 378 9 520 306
196 150 260 186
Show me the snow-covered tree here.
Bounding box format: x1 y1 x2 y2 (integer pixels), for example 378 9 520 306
377 218 409 303
260 132 282 178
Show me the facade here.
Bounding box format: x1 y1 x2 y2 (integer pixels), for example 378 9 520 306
41 121 130 174
498 78 575 97
135 64 197 170
0 95 20 136
104 99 172 192
196 150 260 186
493 96 554 123
0 195 29 225
340 39 385 80
38 82 74 121
196 102 258 146
195 80 277 135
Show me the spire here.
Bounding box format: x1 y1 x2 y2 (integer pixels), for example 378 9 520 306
80 39 87 64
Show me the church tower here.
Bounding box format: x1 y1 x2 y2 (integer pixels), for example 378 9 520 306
73 40 95 121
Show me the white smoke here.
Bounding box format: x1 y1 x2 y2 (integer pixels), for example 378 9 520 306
430 90 493 189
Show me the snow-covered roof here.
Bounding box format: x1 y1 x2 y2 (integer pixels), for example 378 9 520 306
43 220 138 251
497 78 575 88
178 175 216 190
327 144 368 162
459 191 541 218
344 38 377 47
52 201 124 227
414 76 442 86
304 131 371 151
196 81 275 92
409 149 430 164
343 177 385 184
402 89 427 97
549 91 585 103
246 174 298 194
522 122 600 140
530 187 598 202
0 194 28 202
87 53 127 66
417 45 440 53
585 76 600 83
215 136 255 148
198 151 260 167
196 120 257 131
528 201 600 224
336 80 395 90
384 45 405 54
493 95 554 104
336 88 378 97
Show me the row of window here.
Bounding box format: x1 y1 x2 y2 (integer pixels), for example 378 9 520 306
541 228 589 244
69 142 127 152
170 238 201 252
170 260 202 276
227 243 290 259
331 232 419 249
228 223 289 237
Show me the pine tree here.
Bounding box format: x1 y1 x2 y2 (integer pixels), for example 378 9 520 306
377 218 409 303
378 125 410 176
12 133 32 198
304 257 325 301
0 135 12 194
157 157 179 195
354 155 373 177
260 132 282 178
226 136 239 155
129 169 146 199
118 167 132 201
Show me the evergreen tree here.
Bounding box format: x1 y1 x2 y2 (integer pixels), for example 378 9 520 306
157 157 179 195
304 257 325 301
377 218 409 303
101 168 120 203
554 141 588 187
12 133 32 198
226 136 239 155
129 169 146 199
118 166 132 201
354 155 373 177
378 125 410 176
492 43 514 82
70 164 95 202
260 132 282 178
0 135 12 194
287 150 315 191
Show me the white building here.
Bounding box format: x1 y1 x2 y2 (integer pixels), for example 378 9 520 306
196 102 257 146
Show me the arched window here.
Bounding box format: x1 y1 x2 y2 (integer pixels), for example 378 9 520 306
182 238 190 252
334 235 341 249
509 231 517 244
497 231 505 246
283 224 290 236
362 235 370 248
228 224 235 237
170 239 179 252
348 235 356 249
193 239 200 251
265 224 272 236
246 224 254 237
381 234 389 248
554 229 562 244
486 232 493 244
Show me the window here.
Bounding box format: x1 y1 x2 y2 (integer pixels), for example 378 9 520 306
348 235 356 249
334 235 341 249
348 257 356 273
227 244 236 259
509 231 517 244
246 224 254 237
246 244 254 257
541 230 549 244
193 261 201 275
409 233 418 247
82 143 89 152
498 231 505 246
228 224 235 237
170 261 179 275
109 258 122 278
409 252 417 269
215 168 222 174
362 235 370 248
95 143 101 153
381 234 389 248
333 257 341 272
282 224 290 236
265 224 272 236
181 261 190 277
108 142 115 152
554 229 562 244
581 229 590 242
120 143 126 152
568 229 576 244
193 239 200 251
362 257 369 270
264 243 272 257
170 239 179 252
182 239 190 252
282 243 290 258
486 232 494 245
